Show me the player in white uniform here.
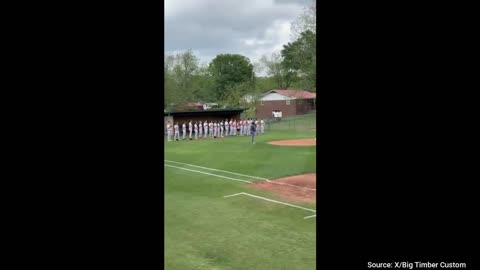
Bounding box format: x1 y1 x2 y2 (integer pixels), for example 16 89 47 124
182 122 187 140
254 119 259 135
213 121 216 137
260 118 265 134
204 121 208 138
188 120 193 140
166 121 173 141
209 121 214 138
174 123 180 141
239 120 243 136
224 119 229 137
243 119 247 136
246 119 250 135
194 121 198 140
198 121 203 138
219 120 224 137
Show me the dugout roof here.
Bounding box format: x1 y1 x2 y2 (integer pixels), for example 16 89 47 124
164 108 245 117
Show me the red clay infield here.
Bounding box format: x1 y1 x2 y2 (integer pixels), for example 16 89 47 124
248 173 316 204
267 139 316 146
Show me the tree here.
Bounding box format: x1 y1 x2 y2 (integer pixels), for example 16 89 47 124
164 53 178 109
255 76 277 93
172 50 199 101
190 64 215 102
208 54 255 100
290 0 316 40
259 53 298 89
164 50 201 110
287 0 316 91
220 81 259 117
281 30 316 91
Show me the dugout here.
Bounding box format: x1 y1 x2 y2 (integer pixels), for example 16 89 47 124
164 108 245 130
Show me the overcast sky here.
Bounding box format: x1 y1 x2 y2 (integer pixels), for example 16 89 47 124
165 0 309 69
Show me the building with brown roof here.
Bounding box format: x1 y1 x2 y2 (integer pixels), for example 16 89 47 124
255 89 316 119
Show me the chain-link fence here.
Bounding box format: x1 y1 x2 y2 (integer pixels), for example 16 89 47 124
266 112 316 131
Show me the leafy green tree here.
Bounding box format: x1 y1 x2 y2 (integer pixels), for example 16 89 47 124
172 50 199 101
260 53 298 89
281 30 316 91
291 0 316 40
208 54 255 100
164 50 202 110
285 0 316 91
190 65 215 103
164 53 178 110
255 76 277 93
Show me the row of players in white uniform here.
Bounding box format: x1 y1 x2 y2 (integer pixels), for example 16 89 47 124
166 118 266 141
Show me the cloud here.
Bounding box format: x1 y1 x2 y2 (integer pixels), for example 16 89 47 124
165 0 306 69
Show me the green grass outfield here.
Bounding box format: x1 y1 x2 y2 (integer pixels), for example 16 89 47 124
165 129 316 270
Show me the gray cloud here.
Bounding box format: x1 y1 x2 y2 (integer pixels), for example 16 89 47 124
165 0 306 68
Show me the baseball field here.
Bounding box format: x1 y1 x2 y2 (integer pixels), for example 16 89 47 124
164 121 316 269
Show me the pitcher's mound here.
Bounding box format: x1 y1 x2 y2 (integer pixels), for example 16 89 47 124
248 173 316 204
268 139 316 146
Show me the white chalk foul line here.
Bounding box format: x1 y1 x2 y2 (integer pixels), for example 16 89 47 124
165 164 252 183
165 160 268 181
223 192 316 213
304 214 317 219
165 159 316 191
223 193 244 198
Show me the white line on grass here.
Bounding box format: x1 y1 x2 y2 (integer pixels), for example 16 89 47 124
223 193 244 198
165 164 252 183
165 159 316 191
223 192 316 213
303 214 317 219
165 160 269 180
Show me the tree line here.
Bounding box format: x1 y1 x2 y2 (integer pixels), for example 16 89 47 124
164 0 316 111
